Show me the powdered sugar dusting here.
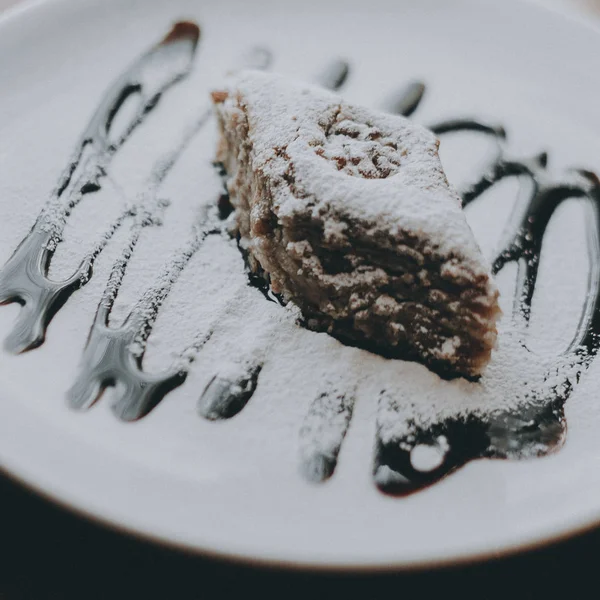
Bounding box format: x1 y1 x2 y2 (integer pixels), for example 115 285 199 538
0 4 598 509
376 317 581 445
225 70 493 278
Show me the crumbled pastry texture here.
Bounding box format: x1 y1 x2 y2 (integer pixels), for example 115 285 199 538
211 70 501 378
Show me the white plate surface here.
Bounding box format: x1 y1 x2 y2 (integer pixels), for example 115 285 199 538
2 0 600 570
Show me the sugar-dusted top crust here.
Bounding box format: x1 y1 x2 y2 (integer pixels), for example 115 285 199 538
214 70 496 291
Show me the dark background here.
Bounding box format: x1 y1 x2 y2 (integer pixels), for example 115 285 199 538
0 472 592 600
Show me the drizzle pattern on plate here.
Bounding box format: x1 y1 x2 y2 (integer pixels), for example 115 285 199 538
1 20 599 497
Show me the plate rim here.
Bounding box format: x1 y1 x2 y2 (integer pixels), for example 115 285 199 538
3 461 600 573
1 0 600 572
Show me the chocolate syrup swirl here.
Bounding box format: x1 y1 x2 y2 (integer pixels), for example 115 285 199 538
372 111 600 496
2 28 600 498
67 309 188 421
67 41 272 421
68 206 222 420
0 22 200 353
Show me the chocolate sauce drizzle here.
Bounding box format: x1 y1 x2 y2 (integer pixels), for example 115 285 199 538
68 207 222 420
0 22 200 353
2 26 600 497
372 110 600 496
67 40 273 420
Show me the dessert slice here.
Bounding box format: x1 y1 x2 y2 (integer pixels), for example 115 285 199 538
211 70 500 378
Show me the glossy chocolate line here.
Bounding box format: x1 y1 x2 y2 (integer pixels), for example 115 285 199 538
66 309 188 421
65 104 221 421
493 169 597 325
430 118 598 331
90 38 272 335
575 192 600 354
67 43 275 421
68 208 222 420
5 32 599 498
374 389 568 496
373 104 600 495
0 22 200 354
429 115 600 347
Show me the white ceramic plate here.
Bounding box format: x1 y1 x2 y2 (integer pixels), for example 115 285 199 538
2 0 600 570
